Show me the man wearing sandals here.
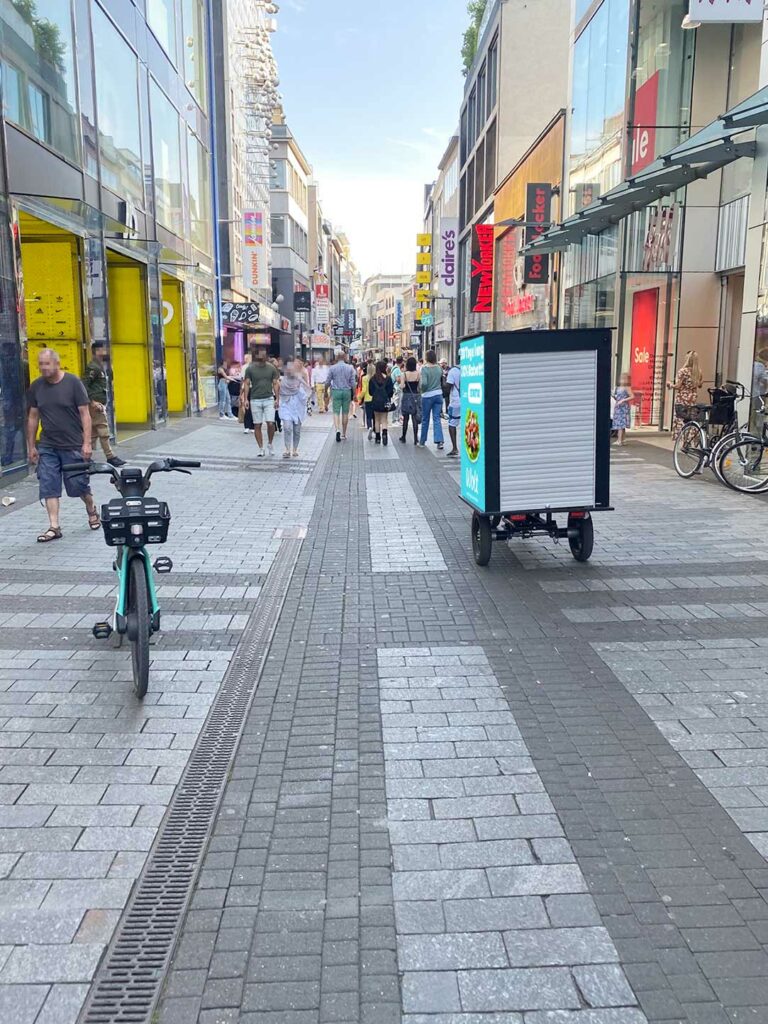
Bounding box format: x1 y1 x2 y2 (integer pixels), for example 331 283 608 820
26 348 100 543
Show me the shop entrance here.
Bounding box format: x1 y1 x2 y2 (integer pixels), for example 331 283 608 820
718 272 745 385
106 251 151 433
17 211 85 376
162 274 188 415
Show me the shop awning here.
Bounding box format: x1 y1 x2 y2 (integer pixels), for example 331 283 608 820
523 84 768 255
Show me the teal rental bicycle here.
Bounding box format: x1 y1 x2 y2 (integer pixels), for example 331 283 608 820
62 458 201 698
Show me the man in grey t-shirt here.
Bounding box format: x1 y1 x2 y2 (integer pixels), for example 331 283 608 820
26 348 99 543
325 350 356 442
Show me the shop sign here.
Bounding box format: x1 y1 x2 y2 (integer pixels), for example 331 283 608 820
242 210 268 292
470 224 495 314
631 73 659 175
395 301 403 331
294 290 311 312
524 184 552 285
221 301 260 325
415 233 432 321
315 282 330 326
459 336 486 511
438 218 458 299
690 0 762 21
342 308 356 335
643 205 675 272
505 294 536 317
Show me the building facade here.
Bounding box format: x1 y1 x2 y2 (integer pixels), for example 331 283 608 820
0 0 216 478
423 135 460 362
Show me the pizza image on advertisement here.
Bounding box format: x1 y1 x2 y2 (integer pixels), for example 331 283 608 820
465 409 480 462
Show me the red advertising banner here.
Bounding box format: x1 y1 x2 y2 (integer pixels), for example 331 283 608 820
470 224 495 314
630 288 659 426
631 72 659 175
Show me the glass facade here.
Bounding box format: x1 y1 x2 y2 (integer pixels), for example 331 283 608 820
181 0 207 111
150 79 183 236
92 4 143 206
147 0 178 62
0 0 79 162
187 129 211 255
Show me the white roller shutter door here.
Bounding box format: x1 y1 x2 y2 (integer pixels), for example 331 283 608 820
498 350 597 510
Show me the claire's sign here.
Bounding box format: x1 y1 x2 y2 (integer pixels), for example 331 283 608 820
439 218 458 299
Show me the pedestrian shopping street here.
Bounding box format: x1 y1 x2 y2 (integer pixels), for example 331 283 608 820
3 415 768 1023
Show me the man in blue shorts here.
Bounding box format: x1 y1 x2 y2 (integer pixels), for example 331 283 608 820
26 348 100 543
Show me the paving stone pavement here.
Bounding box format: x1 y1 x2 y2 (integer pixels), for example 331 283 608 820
0 414 328 1024
8 418 768 1023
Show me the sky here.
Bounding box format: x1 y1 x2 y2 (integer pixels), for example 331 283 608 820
271 0 469 281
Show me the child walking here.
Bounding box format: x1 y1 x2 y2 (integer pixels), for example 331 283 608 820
612 373 634 446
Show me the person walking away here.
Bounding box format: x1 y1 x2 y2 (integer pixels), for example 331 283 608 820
440 358 451 418
312 357 329 412
242 348 280 457
399 356 421 445
271 358 284 433
419 350 445 450
612 373 634 446
349 356 359 420
83 341 125 466
446 358 461 458
217 360 235 419
667 350 702 437
226 362 243 419
27 348 100 542
361 363 375 439
279 358 310 458
390 356 403 425
326 349 356 442
369 360 394 446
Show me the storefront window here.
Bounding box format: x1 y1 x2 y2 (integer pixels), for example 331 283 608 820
92 4 143 207
147 0 177 63
181 0 206 110
2 62 23 124
721 23 761 205
0 0 79 162
632 0 693 166
150 80 183 236
187 129 211 255
569 0 629 212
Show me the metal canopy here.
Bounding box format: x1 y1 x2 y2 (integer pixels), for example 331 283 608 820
523 84 768 255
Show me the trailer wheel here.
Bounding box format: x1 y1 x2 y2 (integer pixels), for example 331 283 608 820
472 512 492 566
568 513 594 562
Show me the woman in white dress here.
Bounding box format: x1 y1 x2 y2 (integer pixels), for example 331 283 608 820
278 358 311 458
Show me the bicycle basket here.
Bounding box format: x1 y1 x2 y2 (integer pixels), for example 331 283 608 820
675 404 707 424
708 386 737 425
101 497 171 548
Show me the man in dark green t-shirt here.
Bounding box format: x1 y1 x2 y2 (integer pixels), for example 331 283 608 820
83 341 125 467
242 349 280 456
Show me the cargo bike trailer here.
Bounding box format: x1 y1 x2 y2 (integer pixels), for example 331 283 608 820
458 330 613 567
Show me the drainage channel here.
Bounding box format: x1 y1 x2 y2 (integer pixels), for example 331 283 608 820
78 535 303 1024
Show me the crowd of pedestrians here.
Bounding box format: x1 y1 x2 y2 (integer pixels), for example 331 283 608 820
217 347 462 458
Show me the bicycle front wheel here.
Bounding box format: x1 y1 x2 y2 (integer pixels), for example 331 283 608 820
673 422 706 478
718 439 768 493
128 556 150 699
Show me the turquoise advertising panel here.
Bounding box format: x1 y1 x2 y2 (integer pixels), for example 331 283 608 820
460 336 486 511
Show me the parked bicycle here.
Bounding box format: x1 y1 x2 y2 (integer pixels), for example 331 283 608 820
716 394 768 494
62 457 201 698
672 381 749 481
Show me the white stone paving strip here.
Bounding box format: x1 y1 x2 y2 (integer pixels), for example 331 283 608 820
366 475 447 573
363 436 400 460
0 647 231 1023
378 646 646 1023
595 638 768 862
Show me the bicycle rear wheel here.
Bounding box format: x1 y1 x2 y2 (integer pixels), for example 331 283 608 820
718 438 768 493
128 556 150 699
673 422 706 478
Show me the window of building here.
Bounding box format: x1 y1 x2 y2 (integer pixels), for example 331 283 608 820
444 157 459 202
485 120 496 199
93 4 143 207
1 63 22 125
459 173 466 226
487 35 498 112
475 144 485 211
271 215 286 245
150 79 183 235
477 63 486 130
147 0 178 63
466 157 475 224
468 87 476 150
187 129 211 254
181 0 207 110
272 159 287 189
0 0 79 162
460 107 468 165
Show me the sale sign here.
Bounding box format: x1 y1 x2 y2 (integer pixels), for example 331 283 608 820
631 72 659 175
630 288 659 425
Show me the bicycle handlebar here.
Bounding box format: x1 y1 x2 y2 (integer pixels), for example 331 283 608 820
167 459 201 469
61 459 201 491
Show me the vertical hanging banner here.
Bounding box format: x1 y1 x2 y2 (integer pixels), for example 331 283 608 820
439 218 458 299
523 184 552 285
415 233 433 322
315 282 330 327
242 210 268 291
470 224 495 314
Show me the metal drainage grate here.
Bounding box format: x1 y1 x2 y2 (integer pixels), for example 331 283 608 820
78 537 303 1024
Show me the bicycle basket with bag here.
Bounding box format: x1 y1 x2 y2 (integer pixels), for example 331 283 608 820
675 403 708 424
708 385 737 426
101 497 171 548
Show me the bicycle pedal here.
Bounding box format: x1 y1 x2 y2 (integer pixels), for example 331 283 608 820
92 621 113 641
153 556 173 574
